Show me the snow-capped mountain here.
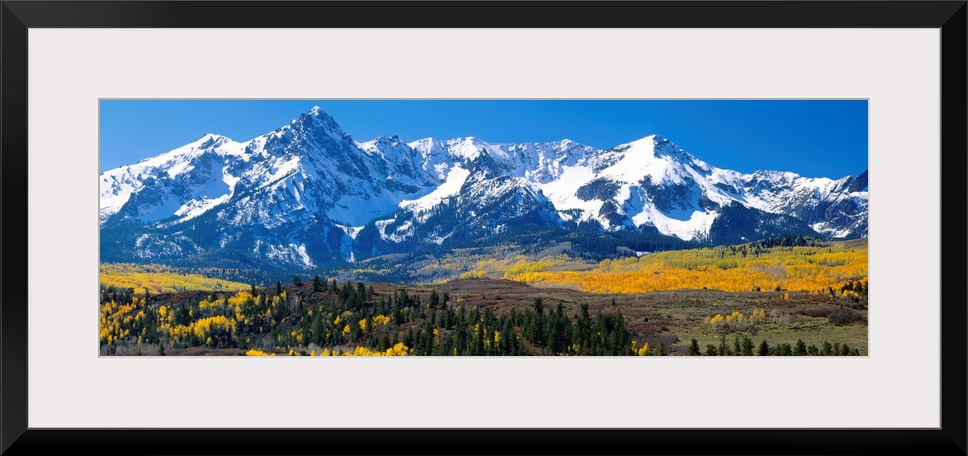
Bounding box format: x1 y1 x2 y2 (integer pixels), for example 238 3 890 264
100 107 868 270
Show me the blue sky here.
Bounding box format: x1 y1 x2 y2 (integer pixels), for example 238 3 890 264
100 100 867 178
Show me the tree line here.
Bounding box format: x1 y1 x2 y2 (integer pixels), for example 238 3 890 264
687 335 861 356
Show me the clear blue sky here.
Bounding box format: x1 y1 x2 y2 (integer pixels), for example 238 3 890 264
100 100 867 178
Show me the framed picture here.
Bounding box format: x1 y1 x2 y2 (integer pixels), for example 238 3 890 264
2 1 965 455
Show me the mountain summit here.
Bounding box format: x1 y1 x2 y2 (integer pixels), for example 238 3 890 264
100 108 868 270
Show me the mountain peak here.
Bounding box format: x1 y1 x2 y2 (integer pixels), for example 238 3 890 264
623 134 670 145
301 106 336 122
289 106 349 141
549 138 585 151
611 134 661 153
306 106 341 123
409 137 437 147
446 136 501 161
195 133 232 146
357 135 413 157
847 170 868 192
199 132 221 140
408 137 448 158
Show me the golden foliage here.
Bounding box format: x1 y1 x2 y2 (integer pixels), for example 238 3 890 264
100 263 249 293
311 342 410 356
703 308 769 333
168 315 234 344
503 243 867 294
633 340 650 356
99 298 146 345
459 270 487 279
371 315 391 327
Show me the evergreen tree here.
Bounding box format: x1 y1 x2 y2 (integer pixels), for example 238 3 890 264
574 304 592 355
776 343 793 356
532 298 544 316
454 324 468 356
689 338 701 356
741 337 755 356
757 340 769 356
473 323 485 356
547 304 568 354
821 341 833 356
839 343 851 356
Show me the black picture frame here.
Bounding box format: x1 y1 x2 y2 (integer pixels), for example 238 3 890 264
2 1 965 455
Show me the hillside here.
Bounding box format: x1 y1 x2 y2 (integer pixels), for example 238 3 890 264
100 263 251 293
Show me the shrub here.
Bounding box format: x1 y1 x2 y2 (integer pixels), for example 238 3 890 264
828 308 864 325
797 305 838 318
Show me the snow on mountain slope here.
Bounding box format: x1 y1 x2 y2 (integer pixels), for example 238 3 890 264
736 170 869 238
185 108 446 230
513 135 734 235
99 134 250 224
100 106 867 269
400 166 470 215
408 137 455 180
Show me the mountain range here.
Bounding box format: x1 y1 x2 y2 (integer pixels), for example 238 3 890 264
99 107 868 271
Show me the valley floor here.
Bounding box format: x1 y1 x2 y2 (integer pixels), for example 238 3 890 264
99 277 867 357
99 238 867 356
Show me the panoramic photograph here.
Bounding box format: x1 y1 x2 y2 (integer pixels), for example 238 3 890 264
99 100 868 356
